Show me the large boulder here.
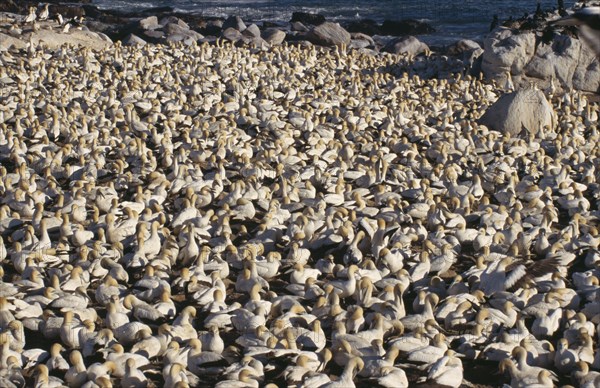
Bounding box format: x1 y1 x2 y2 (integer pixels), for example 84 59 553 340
346 19 380 36
240 36 269 50
291 22 309 32
242 24 261 38
143 30 165 41
383 36 429 56
291 12 325 26
482 28 536 79
159 16 189 29
29 29 112 50
164 23 203 42
350 32 375 49
308 22 351 47
572 49 600 92
479 87 555 137
262 28 286 45
223 16 246 31
164 22 189 36
123 34 147 46
447 39 484 73
447 39 482 56
525 34 600 93
222 27 242 42
482 27 600 93
381 19 435 36
199 19 223 36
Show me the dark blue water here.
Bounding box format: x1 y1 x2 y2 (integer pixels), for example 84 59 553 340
92 0 577 43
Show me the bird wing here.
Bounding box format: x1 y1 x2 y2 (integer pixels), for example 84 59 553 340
506 256 560 290
504 263 527 290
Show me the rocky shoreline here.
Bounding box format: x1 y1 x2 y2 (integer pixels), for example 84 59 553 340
1 1 599 93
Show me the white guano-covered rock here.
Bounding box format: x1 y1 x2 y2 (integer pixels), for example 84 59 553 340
479 87 555 137
139 16 160 30
482 28 600 93
29 30 112 50
482 28 536 79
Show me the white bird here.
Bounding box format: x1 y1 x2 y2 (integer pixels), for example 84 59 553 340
24 7 37 24
38 4 50 21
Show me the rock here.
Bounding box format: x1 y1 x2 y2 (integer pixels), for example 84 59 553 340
481 28 536 80
222 27 242 42
350 33 375 49
346 19 380 36
123 34 146 46
525 34 579 84
291 12 325 26
480 27 600 93
349 39 371 50
200 19 223 36
223 16 246 31
572 46 600 93
164 27 203 42
159 16 189 30
479 87 555 137
166 34 199 45
161 24 203 43
351 33 375 46
50 4 86 18
447 39 484 72
242 24 261 38
308 22 351 47
85 20 118 37
164 23 190 36
240 36 269 50
262 28 286 45
289 40 313 49
29 29 111 50
381 19 435 36
525 34 600 93
199 36 218 44
383 36 429 56
291 22 309 33
79 4 104 18
144 30 165 40
139 16 159 30
447 39 482 56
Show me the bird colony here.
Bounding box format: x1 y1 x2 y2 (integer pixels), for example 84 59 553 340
0 34 599 388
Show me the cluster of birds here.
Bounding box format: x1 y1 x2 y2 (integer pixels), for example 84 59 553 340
0 3 600 388
19 3 83 34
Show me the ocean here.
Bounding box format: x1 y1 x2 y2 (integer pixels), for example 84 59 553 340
91 0 577 44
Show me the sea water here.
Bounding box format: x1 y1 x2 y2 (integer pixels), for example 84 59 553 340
91 0 577 43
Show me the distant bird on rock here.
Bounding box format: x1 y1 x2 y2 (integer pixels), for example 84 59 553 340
38 4 50 21
24 6 37 24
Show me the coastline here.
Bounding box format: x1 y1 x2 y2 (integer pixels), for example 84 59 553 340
0 0 569 48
